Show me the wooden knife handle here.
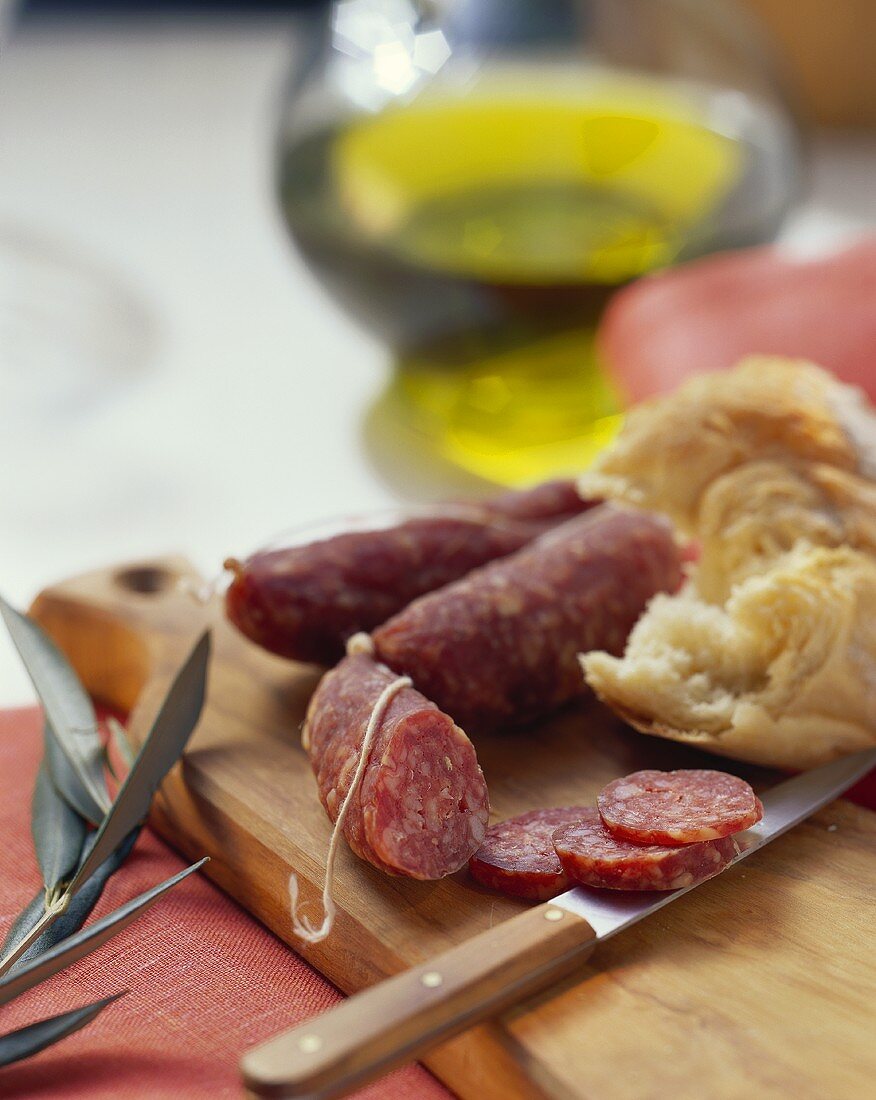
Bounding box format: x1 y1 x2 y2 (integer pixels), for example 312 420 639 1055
241 903 596 1100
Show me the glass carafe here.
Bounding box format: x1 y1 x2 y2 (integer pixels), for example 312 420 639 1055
276 0 802 485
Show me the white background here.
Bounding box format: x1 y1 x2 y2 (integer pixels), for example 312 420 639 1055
1 15 874 703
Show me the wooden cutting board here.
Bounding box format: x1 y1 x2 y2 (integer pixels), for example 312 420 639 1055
31 558 876 1100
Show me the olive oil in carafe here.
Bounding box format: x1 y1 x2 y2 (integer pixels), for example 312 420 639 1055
279 76 746 483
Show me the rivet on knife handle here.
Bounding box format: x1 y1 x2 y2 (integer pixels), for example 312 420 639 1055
240 903 597 1100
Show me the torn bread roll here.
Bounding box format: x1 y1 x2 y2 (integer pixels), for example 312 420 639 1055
579 357 876 534
579 356 876 769
583 545 876 770
696 460 876 603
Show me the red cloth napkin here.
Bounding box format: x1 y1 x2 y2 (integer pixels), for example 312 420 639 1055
0 707 453 1100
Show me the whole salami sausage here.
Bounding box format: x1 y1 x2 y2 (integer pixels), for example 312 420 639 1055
484 479 592 524
597 770 763 845
468 807 590 901
552 810 738 891
225 479 593 665
303 652 489 879
371 505 682 733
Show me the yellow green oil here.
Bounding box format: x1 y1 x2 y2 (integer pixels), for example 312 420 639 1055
279 73 743 483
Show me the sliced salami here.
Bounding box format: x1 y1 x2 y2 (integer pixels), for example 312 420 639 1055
553 810 738 892
372 504 682 733
597 769 762 845
225 479 594 666
303 653 489 879
468 807 590 901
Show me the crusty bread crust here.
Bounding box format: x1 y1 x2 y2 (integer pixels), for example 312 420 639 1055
579 357 876 533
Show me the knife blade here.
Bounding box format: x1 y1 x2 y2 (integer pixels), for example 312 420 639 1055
241 747 876 1100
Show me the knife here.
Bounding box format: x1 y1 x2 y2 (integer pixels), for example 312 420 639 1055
241 748 876 1100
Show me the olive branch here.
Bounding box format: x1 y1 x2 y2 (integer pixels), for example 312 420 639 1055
0 597 210 1066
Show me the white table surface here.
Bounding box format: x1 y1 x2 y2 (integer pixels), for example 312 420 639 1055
1 15 874 704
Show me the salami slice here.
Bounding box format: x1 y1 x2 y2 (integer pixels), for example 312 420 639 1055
468 807 590 901
553 810 737 892
372 505 682 733
225 479 594 665
597 769 763 845
303 653 489 879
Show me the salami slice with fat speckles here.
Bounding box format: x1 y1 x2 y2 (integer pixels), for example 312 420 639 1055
598 769 762 845
468 807 591 901
372 504 682 733
303 653 489 879
553 810 738 892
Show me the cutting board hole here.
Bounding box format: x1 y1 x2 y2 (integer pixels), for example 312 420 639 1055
114 565 174 594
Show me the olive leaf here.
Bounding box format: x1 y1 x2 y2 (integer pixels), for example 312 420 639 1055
43 723 106 826
8 829 141 971
100 742 119 782
0 629 210 977
0 894 47 968
32 733 90 905
0 597 110 824
107 715 137 771
0 858 207 1008
0 727 91 969
0 993 126 1068
67 631 211 895
0 606 212 1078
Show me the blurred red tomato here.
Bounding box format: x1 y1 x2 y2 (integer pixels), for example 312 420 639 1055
598 238 876 402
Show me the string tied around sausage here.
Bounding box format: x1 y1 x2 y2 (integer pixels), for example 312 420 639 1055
345 631 375 657
177 569 229 605
288 672 412 944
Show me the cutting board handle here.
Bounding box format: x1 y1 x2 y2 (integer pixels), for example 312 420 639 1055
29 555 212 717
241 902 597 1099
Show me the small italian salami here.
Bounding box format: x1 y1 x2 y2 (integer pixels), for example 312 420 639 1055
485 479 592 524
372 505 682 733
553 810 737 892
468 807 590 901
597 769 763 845
225 479 593 665
303 653 489 879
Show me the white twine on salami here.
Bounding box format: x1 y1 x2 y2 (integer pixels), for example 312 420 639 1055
345 631 375 657
288 671 412 944
177 570 228 605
